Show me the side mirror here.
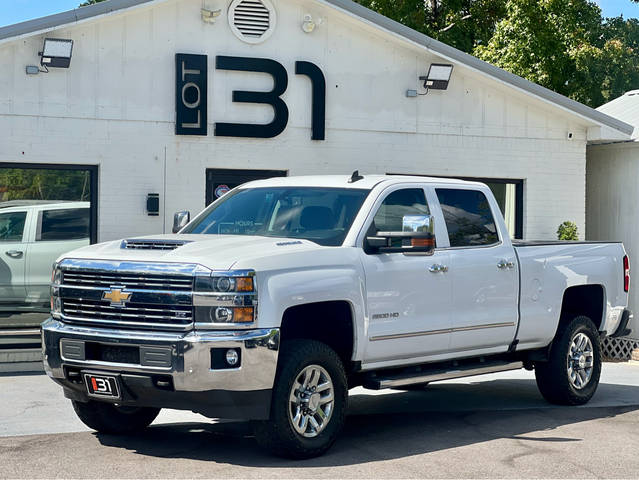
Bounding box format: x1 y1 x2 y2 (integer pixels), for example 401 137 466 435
172 211 190 233
366 215 436 254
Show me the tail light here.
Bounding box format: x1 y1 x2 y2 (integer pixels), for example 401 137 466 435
624 255 630 293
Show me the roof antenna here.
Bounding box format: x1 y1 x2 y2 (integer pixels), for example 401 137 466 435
348 170 364 183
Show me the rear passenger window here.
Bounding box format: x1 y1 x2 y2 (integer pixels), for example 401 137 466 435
37 208 89 241
436 189 499 247
0 211 27 242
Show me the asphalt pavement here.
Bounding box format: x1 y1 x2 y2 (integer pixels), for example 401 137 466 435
1 363 639 478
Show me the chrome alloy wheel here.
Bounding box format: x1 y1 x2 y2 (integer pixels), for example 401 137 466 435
288 364 334 438
567 332 594 389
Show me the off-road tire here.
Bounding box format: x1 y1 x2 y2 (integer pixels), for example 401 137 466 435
535 315 602 405
72 400 160 434
254 339 347 459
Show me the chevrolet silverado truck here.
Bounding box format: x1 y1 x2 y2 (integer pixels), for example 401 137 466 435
42 174 632 458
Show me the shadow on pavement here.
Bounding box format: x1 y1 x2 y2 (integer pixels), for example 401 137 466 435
95 379 639 467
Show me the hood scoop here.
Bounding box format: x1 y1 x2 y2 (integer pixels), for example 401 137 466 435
121 239 192 251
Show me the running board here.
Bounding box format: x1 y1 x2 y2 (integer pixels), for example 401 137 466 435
364 361 523 390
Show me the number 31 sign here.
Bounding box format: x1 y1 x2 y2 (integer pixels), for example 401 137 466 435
176 53 326 140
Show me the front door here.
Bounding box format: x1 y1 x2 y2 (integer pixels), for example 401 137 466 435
26 205 91 308
360 186 452 366
205 168 288 206
0 209 28 308
435 187 519 353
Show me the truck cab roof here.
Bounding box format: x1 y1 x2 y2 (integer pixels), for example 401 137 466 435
241 174 483 190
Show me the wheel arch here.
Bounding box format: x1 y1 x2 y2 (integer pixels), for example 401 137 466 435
557 284 606 333
280 300 357 371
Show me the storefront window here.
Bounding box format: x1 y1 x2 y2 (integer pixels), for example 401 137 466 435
482 181 521 239
0 165 97 344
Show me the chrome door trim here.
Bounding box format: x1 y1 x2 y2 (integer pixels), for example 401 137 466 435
369 321 516 341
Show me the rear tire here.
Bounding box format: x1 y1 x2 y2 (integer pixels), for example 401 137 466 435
534 315 601 405
72 400 160 434
254 339 347 459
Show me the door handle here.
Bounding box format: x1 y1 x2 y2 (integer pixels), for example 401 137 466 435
429 264 448 273
497 259 515 270
5 250 23 259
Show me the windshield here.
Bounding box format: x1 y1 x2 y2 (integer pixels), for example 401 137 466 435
183 187 370 246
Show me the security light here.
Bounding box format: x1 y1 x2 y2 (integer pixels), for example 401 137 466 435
419 63 453 91
40 38 74 68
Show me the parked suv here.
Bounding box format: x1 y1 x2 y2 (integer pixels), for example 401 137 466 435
0 201 90 314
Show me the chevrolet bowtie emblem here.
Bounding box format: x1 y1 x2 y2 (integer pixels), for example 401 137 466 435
102 288 132 306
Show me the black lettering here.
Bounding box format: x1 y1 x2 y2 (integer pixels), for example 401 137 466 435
295 61 326 140
175 53 207 136
214 56 289 138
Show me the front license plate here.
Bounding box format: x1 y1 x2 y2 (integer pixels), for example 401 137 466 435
83 373 120 399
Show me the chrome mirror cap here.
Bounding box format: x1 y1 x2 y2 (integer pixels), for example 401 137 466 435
402 215 434 235
172 211 191 233
366 214 436 254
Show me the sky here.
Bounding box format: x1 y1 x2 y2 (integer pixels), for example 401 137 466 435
1 0 639 27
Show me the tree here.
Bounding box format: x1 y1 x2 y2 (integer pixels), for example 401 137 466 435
474 0 639 107
0 169 91 202
354 0 506 52
79 0 107 6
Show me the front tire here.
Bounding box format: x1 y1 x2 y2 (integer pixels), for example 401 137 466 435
254 339 347 459
535 315 602 405
72 400 160 434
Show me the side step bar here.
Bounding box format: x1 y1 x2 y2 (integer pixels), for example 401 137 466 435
364 360 523 390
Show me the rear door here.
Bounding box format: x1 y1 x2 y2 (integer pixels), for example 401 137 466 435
25 206 90 307
435 187 519 353
0 209 28 306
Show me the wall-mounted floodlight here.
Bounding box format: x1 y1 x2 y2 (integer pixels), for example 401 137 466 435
419 63 453 91
40 38 74 68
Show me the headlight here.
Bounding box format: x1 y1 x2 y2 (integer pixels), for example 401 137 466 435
50 263 62 319
194 275 254 292
193 270 257 326
51 263 62 286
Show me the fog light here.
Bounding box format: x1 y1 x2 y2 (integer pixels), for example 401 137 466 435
215 307 233 322
226 349 239 366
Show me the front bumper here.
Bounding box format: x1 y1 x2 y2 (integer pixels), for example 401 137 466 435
41 318 279 420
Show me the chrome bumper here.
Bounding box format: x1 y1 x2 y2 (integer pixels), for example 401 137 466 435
41 318 279 419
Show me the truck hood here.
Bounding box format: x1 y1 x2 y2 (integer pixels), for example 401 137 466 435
60 234 325 271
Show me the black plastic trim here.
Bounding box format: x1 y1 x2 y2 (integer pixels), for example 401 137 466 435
611 309 632 338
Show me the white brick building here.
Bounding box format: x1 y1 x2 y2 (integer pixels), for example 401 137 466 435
0 0 632 242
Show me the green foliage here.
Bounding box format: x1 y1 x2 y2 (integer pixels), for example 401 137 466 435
354 0 506 52
0 169 91 202
354 0 639 108
557 221 579 241
79 0 107 6
473 0 639 107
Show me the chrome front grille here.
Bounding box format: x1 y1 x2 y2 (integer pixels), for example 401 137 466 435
57 259 200 331
62 299 193 327
62 271 193 291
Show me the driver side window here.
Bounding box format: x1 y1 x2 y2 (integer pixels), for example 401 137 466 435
366 188 429 253
371 188 429 234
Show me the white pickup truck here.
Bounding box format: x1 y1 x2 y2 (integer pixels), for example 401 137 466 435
42 174 632 458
